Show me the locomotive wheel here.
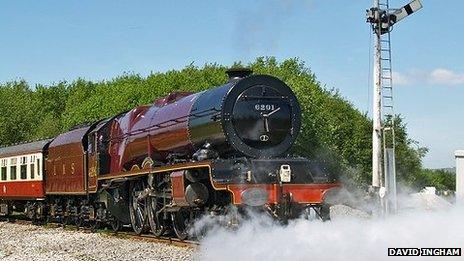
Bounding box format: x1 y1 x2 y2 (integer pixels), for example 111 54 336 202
26 203 36 221
304 204 331 221
90 220 100 232
75 214 83 228
62 215 70 227
62 200 74 227
110 217 121 232
129 179 149 235
319 204 331 221
44 214 51 225
172 209 193 241
31 214 39 225
142 157 154 169
147 195 166 237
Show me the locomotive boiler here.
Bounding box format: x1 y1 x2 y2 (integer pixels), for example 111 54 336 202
104 68 300 173
0 69 339 240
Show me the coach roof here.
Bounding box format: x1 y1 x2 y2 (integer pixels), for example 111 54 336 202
49 126 92 148
0 139 52 158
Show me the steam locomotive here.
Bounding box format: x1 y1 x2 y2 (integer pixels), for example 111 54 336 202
0 69 339 239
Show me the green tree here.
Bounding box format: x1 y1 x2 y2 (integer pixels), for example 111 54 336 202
0 81 38 145
0 57 432 190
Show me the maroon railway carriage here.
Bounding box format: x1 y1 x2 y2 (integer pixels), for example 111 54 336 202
0 69 340 240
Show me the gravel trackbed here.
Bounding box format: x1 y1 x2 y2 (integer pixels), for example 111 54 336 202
0 222 194 261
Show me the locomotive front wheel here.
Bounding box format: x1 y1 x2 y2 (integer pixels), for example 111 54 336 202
129 179 149 235
320 204 331 221
147 195 167 237
172 209 193 241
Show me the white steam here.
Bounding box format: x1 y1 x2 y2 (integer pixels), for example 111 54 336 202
196 201 464 261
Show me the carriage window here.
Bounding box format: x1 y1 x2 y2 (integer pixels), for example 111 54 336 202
30 155 36 179
0 159 6 181
20 157 27 179
20 165 27 179
10 158 17 180
37 159 41 176
30 163 35 179
0 167 5 181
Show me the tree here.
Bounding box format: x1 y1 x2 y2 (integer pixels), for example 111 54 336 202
0 57 430 190
0 81 38 145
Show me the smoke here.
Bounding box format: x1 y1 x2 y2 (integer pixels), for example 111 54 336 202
233 0 314 59
195 199 464 260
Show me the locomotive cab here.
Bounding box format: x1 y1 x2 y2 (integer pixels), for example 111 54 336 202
87 118 112 177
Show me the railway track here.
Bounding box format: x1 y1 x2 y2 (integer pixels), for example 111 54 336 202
0 217 199 249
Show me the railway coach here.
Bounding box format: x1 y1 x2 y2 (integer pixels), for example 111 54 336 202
0 140 49 215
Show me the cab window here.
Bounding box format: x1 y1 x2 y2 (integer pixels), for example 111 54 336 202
89 133 96 154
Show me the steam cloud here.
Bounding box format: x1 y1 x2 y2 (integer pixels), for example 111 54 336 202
233 0 314 59
196 201 464 260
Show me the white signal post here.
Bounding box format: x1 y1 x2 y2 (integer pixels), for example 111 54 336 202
372 0 382 189
366 0 423 214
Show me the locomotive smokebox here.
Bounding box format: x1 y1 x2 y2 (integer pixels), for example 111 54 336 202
189 72 301 158
226 68 253 82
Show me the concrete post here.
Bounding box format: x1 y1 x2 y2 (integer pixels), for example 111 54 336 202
455 150 464 204
372 0 382 189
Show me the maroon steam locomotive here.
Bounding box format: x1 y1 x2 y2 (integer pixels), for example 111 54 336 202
0 69 339 239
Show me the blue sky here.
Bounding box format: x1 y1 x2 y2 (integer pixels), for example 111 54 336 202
0 0 462 168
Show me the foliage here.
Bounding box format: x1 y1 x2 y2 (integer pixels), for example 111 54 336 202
416 169 455 191
0 57 436 190
0 81 39 144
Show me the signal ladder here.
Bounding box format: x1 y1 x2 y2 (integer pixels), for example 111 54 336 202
378 0 397 212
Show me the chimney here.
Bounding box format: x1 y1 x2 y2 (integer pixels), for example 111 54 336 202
226 68 253 82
